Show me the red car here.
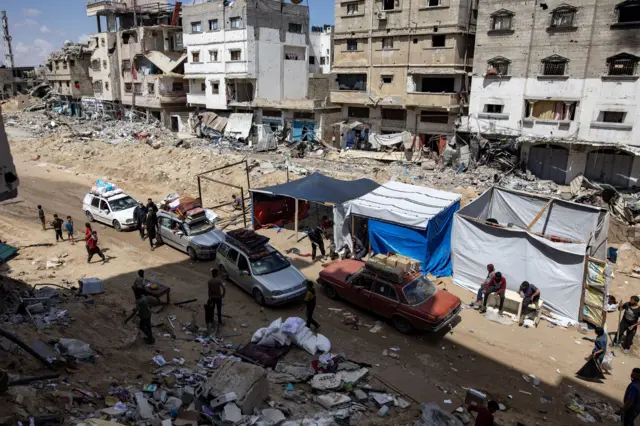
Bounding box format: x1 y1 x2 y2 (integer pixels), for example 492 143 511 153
318 259 461 334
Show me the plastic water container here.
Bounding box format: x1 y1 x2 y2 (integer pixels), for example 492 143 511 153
79 278 104 295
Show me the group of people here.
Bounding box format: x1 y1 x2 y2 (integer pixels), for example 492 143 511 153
474 264 541 326
132 198 159 251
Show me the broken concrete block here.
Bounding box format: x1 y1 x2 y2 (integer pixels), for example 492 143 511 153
135 393 153 419
353 389 368 402
261 408 285 425
198 360 268 415
268 362 315 384
316 393 351 410
372 393 394 406
222 403 242 424
393 396 411 409
309 373 341 391
336 367 368 384
210 392 237 409
165 396 182 411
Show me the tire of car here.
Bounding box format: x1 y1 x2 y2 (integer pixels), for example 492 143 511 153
252 288 266 306
187 247 197 261
86 211 94 222
392 315 414 334
324 283 339 300
113 220 122 232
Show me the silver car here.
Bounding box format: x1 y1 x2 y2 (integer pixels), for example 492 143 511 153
156 211 225 260
215 240 307 306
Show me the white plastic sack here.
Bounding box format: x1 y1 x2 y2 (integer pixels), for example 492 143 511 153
281 317 306 336
293 326 314 346
302 335 318 355
258 334 279 347
271 329 291 347
316 334 331 353
251 328 268 343
267 318 283 332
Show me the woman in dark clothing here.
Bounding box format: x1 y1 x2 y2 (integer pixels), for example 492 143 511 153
304 281 320 330
145 210 157 250
577 327 607 380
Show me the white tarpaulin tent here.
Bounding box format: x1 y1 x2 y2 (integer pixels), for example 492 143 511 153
452 187 609 323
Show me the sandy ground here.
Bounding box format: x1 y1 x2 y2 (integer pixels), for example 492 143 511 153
1 126 639 425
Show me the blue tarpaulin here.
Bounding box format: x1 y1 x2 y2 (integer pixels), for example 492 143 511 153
369 201 460 277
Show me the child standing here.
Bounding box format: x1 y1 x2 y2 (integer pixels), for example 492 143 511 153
37 205 46 230
52 214 64 242
64 216 75 244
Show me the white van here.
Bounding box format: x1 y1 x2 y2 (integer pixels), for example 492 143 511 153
83 190 138 231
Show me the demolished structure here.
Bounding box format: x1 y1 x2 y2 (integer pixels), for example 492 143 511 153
44 42 94 109
86 0 191 128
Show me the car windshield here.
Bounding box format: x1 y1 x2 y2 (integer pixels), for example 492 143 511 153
185 219 213 236
403 276 437 306
251 251 291 276
109 196 138 212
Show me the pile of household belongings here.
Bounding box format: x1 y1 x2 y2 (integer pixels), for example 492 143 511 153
90 179 123 197
159 193 207 221
252 317 331 356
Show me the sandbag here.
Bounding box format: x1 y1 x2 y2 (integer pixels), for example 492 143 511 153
281 317 305 336
293 326 314 346
251 327 268 343
302 335 318 356
316 334 331 353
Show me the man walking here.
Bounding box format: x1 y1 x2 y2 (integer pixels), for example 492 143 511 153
147 198 158 214
306 226 325 261
87 230 106 263
125 288 155 344
479 271 506 314
52 214 64 242
518 281 541 326
619 368 640 426
133 202 147 240
37 205 46 230
616 296 640 354
146 209 157 251
206 268 226 329
304 281 320 330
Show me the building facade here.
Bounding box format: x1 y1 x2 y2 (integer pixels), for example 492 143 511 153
182 0 337 142
44 43 94 100
461 0 640 188
330 0 477 148
309 25 333 74
86 0 190 129
0 66 38 100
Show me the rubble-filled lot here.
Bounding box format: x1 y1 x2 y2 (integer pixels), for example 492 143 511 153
1 109 638 425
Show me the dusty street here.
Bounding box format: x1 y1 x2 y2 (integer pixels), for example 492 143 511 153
0 124 636 425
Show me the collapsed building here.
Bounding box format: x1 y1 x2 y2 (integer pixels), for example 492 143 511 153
44 42 94 110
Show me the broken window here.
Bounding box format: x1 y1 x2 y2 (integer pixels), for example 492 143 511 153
101 38 105 47
419 77 455 93
192 51 201 63
550 6 576 28
383 0 396 11
487 57 510 75
66 81 70 88
309 56 316 65
608 53 639 76
346 2 359 15
230 50 241 61
285 52 300 60
381 109 406 121
125 83 132 93
320 57 327 65
347 39 358 51
427 0 441 6
294 111 314 119
209 19 218 31
490 10 514 31
348 107 370 118
122 60 131 70
541 55 568 76
602 111 626 123
263 110 282 117
420 111 448 123
212 82 220 94
122 32 137 44
105 82 109 90
382 37 394 49
210 50 218 62
337 73 367 91
230 17 242 29
63 61 68 69
199 82 205 92
92 80 101 92
526 100 577 121
134 83 142 94
148 82 154 93
484 104 504 113
92 60 101 71
191 21 202 33
381 74 393 83
617 1 640 23
102 60 107 69
70 60 76 68
431 35 445 47
289 23 303 33
172 82 184 92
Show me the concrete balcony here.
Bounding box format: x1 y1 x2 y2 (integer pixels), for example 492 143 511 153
86 0 127 17
330 90 370 104
405 92 461 108
187 93 206 106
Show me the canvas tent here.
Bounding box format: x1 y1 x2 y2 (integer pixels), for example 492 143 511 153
452 187 609 324
339 181 461 277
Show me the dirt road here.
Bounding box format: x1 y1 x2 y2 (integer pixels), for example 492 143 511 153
0 130 634 425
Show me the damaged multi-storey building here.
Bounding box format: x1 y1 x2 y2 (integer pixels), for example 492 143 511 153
0 66 38 100
86 0 190 128
44 42 94 106
182 0 339 145
460 0 640 188
330 0 477 151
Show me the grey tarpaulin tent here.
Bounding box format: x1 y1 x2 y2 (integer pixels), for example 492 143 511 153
452 187 609 324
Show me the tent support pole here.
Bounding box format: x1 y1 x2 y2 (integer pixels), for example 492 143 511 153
295 199 299 241
351 215 355 248
527 200 553 231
